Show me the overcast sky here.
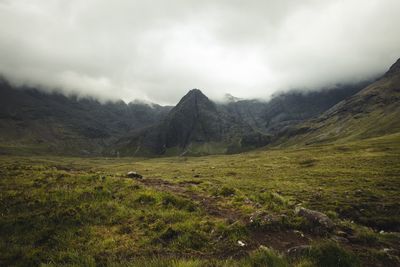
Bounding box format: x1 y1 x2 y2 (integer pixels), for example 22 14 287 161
0 0 399 104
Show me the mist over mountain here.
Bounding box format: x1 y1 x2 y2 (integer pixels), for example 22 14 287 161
0 56 399 156
0 0 399 103
2 2 400 266
116 89 270 156
275 58 400 146
0 80 172 155
222 81 370 134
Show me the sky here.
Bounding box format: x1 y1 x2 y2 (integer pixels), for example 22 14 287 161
0 0 399 105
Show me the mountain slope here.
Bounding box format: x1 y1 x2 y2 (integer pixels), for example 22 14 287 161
0 81 171 155
223 82 369 135
118 89 270 156
0 59 391 157
276 58 400 146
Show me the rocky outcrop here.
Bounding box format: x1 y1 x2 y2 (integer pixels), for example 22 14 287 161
296 207 335 231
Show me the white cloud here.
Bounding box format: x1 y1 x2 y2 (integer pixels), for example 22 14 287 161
0 0 399 104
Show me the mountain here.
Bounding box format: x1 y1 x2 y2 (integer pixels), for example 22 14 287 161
0 81 172 155
1 57 393 157
120 84 368 156
117 89 270 156
276 58 400 146
223 82 369 135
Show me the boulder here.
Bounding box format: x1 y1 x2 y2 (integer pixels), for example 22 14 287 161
296 207 334 230
127 171 143 179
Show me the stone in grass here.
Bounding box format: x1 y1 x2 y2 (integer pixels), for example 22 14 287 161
237 240 246 247
296 207 335 231
126 171 143 179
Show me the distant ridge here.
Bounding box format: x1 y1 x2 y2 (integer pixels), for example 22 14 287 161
0 80 172 155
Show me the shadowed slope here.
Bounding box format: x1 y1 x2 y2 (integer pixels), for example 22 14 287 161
277 58 400 146
118 89 270 156
0 81 171 155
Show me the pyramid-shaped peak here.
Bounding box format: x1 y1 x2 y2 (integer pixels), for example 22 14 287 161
177 88 212 106
168 88 217 120
186 88 206 97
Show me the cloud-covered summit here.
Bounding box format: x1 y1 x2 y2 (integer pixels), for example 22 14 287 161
0 0 399 104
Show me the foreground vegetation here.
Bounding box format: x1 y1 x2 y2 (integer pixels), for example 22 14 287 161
1 133 400 266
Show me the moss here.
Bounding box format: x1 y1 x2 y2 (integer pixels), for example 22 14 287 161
309 242 360 267
135 194 157 205
352 227 379 245
219 186 236 197
161 194 197 212
245 247 289 267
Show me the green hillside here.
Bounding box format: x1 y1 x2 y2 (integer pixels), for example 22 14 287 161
276 59 400 147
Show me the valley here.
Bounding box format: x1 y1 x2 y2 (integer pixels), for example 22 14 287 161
1 2 399 266
1 133 399 266
1 58 400 266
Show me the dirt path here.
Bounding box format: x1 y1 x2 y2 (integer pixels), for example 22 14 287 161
135 177 398 267
138 177 314 254
139 178 243 222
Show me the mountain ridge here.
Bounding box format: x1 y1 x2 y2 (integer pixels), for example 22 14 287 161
275 57 400 146
0 80 172 155
0 57 398 156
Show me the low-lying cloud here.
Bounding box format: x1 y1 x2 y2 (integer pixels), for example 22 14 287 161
0 0 399 104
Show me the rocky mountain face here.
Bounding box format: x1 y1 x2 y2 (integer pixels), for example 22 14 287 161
275 58 400 146
223 81 369 135
117 89 270 156
117 81 369 156
1 57 396 156
0 81 171 155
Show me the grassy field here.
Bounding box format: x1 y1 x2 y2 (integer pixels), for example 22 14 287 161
1 133 400 266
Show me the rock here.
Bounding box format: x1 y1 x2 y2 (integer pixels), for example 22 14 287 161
296 207 335 230
249 211 285 226
286 245 311 258
380 248 399 260
237 240 246 247
293 230 305 237
127 171 143 179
